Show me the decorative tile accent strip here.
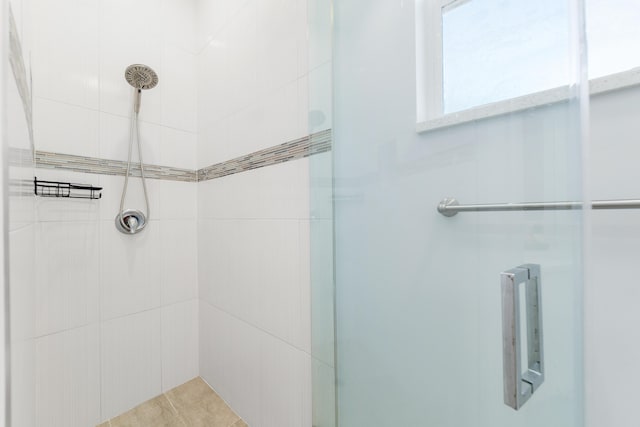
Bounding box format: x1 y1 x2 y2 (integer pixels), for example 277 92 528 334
35 151 197 182
197 129 332 181
8 6 34 152
33 129 332 183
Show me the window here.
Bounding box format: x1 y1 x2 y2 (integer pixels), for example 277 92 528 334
417 0 640 131
587 0 640 79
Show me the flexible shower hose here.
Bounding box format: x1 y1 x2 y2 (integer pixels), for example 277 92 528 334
118 103 151 230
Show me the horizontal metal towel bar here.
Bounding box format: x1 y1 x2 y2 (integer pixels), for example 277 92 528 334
437 198 640 217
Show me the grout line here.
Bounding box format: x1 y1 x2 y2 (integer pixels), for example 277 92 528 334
201 299 311 356
34 95 199 135
32 301 181 340
197 377 243 427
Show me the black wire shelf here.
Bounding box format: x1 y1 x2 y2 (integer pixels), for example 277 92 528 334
34 177 102 200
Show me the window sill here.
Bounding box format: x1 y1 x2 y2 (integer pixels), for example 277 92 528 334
416 67 640 134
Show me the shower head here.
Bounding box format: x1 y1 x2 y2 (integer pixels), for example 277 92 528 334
125 64 158 114
124 64 158 90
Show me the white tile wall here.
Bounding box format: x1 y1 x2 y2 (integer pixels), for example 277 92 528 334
160 126 197 170
260 332 308 427
255 0 300 96
11 339 36 427
100 309 162 420
162 0 197 54
19 0 315 425
35 221 99 336
199 302 311 427
99 1 163 124
98 112 162 165
30 0 100 109
35 171 101 223
31 0 198 167
198 218 306 347
196 0 310 166
98 174 160 222
30 170 198 421
35 325 101 427
161 300 199 392
8 3 37 421
195 0 251 53
10 225 37 427
10 225 36 343
196 1 313 425
198 300 228 395
158 181 197 220
33 98 100 157
7 52 35 232
198 158 310 220
23 2 201 423
100 220 162 320
161 46 198 133
161 220 198 305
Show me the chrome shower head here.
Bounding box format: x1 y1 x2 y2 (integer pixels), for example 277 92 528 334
125 64 158 114
125 64 158 90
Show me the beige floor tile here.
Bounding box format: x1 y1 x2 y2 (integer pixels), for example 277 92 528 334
167 377 240 427
96 423 111 427
110 394 185 427
231 420 248 427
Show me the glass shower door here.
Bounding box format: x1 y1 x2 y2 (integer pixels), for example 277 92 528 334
316 0 588 425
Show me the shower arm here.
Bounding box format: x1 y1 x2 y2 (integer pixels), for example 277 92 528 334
437 197 640 217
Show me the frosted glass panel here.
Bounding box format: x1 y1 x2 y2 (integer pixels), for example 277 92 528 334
329 0 586 426
442 0 570 113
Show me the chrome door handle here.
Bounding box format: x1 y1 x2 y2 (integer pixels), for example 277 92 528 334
501 264 544 410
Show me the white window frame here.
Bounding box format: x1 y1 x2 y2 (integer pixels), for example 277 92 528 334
416 0 640 133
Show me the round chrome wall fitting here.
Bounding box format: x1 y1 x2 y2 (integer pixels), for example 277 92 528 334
115 209 147 234
437 198 460 217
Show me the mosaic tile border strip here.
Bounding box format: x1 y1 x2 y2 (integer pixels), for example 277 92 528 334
35 151 197 182
33 129 332 183
9 5 34 153
197 129 332 181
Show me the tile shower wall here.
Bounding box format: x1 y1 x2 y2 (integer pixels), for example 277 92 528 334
196 0 326 425
26 0 199 424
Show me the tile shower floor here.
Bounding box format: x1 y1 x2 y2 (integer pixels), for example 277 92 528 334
97 377 247 427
